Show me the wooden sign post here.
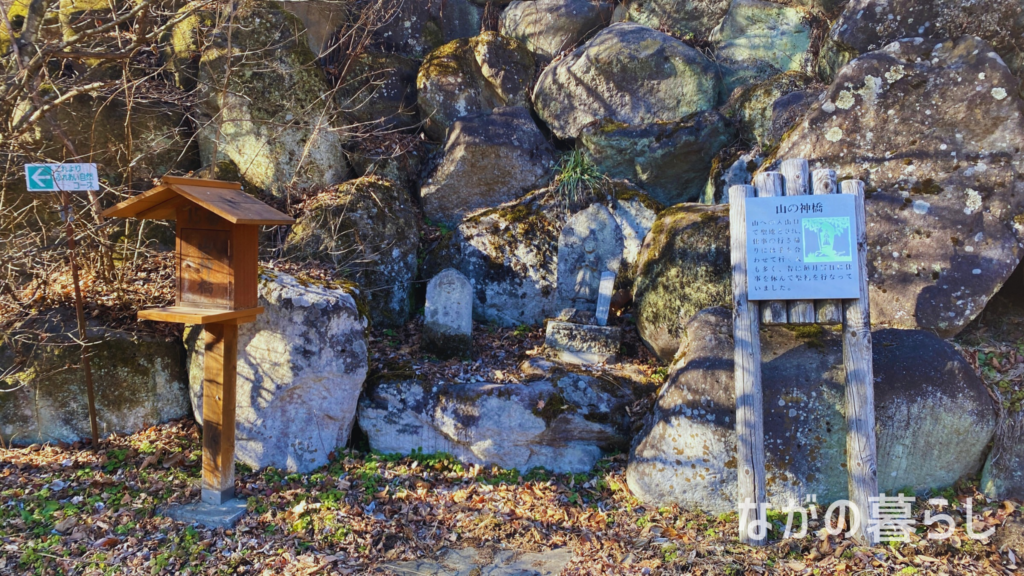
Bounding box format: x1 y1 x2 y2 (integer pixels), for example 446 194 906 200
102 177 293 517
729 159 878 545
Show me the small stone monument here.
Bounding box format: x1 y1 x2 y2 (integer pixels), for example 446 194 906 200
547 255 623 364
556 204 624 311
423 269 473 359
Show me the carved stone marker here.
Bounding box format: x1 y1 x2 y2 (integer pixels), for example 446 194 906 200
544 321 621 365
595 272 616 326
557 204 624 310
423 269 473 359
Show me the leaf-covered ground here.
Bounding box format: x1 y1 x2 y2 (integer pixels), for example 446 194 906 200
0 418 1021 576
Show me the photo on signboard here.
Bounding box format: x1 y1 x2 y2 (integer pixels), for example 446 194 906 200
802 217 853 263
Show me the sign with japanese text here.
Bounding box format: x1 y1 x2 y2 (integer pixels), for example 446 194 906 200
745 194 860 300
25 163 99 192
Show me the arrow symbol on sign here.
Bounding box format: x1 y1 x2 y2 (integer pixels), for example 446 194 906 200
29 167 52 189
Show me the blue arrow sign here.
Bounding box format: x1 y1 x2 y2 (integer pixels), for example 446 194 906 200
24 163 99 192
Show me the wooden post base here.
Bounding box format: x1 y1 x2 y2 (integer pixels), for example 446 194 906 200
202 322 238 506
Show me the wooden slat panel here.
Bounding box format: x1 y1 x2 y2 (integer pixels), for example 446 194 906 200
841 179 879 545
170 184 294 225
729 183 767 546
138 306 263 324
813 169 843 324
781 159 815 324
753 172 788 325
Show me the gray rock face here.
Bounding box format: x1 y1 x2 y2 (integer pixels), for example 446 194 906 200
0 319 189 444
772 36 1024 338
533 23 721 140
622 0 729 43
626 307 998 513
371 0 483 58
557 204 624 309
423 269 474 359
423 183 659 327
711 0 816 99
499 0 614 60
981 415 1024 500
416 33 536 141
279 0 349 56
334 51 419 130
284 176 420 327
357 370 632 473
188 272 368 474
723 71 821 149
579 110 735 206
544 321 622 365
195 0 346 198
421 106 556 225
633 204 732 362
819 0 1024 81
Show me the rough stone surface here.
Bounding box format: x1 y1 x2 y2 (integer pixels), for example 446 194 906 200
416 33 535 141
544 321 622 365
499 0 614 61
981 414 1024 500
357 369 632 473
622 0 729 43
702 150 763 204
533 22 720 140
423 269 474 359
422 183 659 326
279 0 350 57
160 499 248 530
284 176 420 327
711 0 816 100
633 204 731 362
819 0 1024 82
187 272 368 474
579 110 735 206
420 106 556 225
371 0 483 59
382 547 573 576
335 51 419 130
772 36 1024 338
626 307 998 512
723 71 821 149
556 204 624 309
195 0 347 198
0 314 190 444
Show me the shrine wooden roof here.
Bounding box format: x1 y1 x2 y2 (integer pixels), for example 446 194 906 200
101 176 294 225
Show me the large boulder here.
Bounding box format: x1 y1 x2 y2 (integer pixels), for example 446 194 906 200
533 22 720 140
416 32 535 142
420 106 556 225
723 71 822 150
371 0 482 59
423 182 659 326
627 307 998 512
284 176 420 327
499 0 614 61
187 272 368 474
579 110 735 206
15 95 199 188
819 0 1024 82
772 36 1024 338
335 51 420 130
621 0 729 43
195 0 347 198
633 204 731 363
711 0 817 100
0 313 190 444
357 368 633 473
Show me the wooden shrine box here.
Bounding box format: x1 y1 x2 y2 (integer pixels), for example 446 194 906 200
102 176 294 324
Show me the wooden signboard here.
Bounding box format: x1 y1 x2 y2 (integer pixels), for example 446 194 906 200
729 159 878 545
102 177 293 508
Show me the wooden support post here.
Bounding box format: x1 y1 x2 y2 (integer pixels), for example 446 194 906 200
841 180 878 545
812 169 843 324
202 322 238 506
781 159 815 324
729 184 767 546
753 172 787 325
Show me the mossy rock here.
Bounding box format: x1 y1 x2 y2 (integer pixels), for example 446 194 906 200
416 32 535 141
335 51 420 130
723 71 821 149
285 176 420 327
633 203 731 362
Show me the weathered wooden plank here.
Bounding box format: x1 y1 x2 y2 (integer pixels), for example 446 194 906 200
202 323 239 506
138 306 263 325
728 184 767 546
781 159 815 324
841 179 879 545
813 169 843 324
752 172 787 326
